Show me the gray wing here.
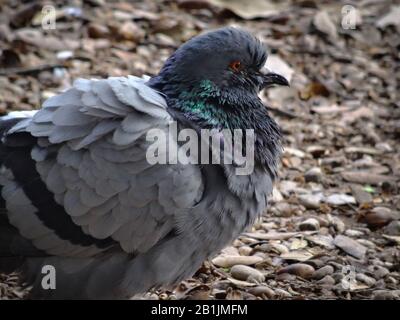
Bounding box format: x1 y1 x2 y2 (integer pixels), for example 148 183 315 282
11 75 204 255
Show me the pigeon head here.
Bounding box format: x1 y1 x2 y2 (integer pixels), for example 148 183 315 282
149 27 288 171
150 27 288 97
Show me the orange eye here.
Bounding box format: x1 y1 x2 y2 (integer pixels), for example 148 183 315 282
229 60 242 72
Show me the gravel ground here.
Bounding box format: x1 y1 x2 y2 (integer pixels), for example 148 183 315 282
0 0 399 300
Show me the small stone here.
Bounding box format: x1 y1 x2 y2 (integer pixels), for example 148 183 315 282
277 263 315 279
231 265 265 283
306 234 335 249
317 275 336 287
383 221 400 235
276 272 297 282
248 286 275 298
266 243 289 254
299 218 320 231
363 207 399 229
341 171 396 185
350 185 373 205
118 21 145 42
333 235 367 259
306 145 326 158
386 276 398 285
328 215 346 233
87 23 110 38
274 288 292 298
238 246 253 256
325 194 356 206
298 194 322 209
305 259 325 269
375 142 393 152
357 239 375 249
304 167 323 183
356 273 377 287
278 180 298 196
272 202 296 217
371 266 390 279
280 251 314 262
212 255 263 268
313 265 334 280
372 290 400 300
345 229 364 237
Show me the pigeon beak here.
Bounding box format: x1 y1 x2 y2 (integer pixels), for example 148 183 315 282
260 68 289 89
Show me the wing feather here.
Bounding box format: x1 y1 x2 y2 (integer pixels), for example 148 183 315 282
8 75 206 256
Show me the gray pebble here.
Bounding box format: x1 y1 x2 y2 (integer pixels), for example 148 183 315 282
372 290 400 300
304 167 323 183
299 218 320 231
231 265 265 283
274 288 292 298
313 265 335 280
317 275 336 287
248 286 275 298
356 273 377 286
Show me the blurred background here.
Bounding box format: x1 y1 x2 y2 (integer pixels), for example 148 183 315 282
0 0 399 300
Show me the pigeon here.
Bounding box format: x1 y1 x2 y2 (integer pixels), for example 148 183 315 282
0 27 288 299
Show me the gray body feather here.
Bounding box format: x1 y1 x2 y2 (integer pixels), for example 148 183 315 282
0 75 273 299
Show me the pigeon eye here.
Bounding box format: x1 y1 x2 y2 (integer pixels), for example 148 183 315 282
229 61 242 72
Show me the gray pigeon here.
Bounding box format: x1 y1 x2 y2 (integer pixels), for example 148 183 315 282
0 27 288 299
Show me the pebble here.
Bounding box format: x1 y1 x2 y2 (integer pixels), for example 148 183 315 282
325 194 356 206
364 207 398 229
334 235 367 259
248 286 275 298
277 263 315 279
371 266 390 279
274 288 292 298
386 276 398 285
278 180 298 196
276 272 297 281
313 265 334 280
272 202 296 217
356 273 376 287
87 23 110 38
317 275 336 287
238 246 253 256
341 171 396 185
299 218 320 231
306 145 326 158
350 184 373 205
356 239 375 249
305 259 325 269
328 215 346 233
118 21 145 42
383 220 400 235
298 194 322 209
345 229 364 237
304 167 323 183
267 243 289 254
306 234 335 249
212 255 263 268
231 265 265 283
372 290 400 300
